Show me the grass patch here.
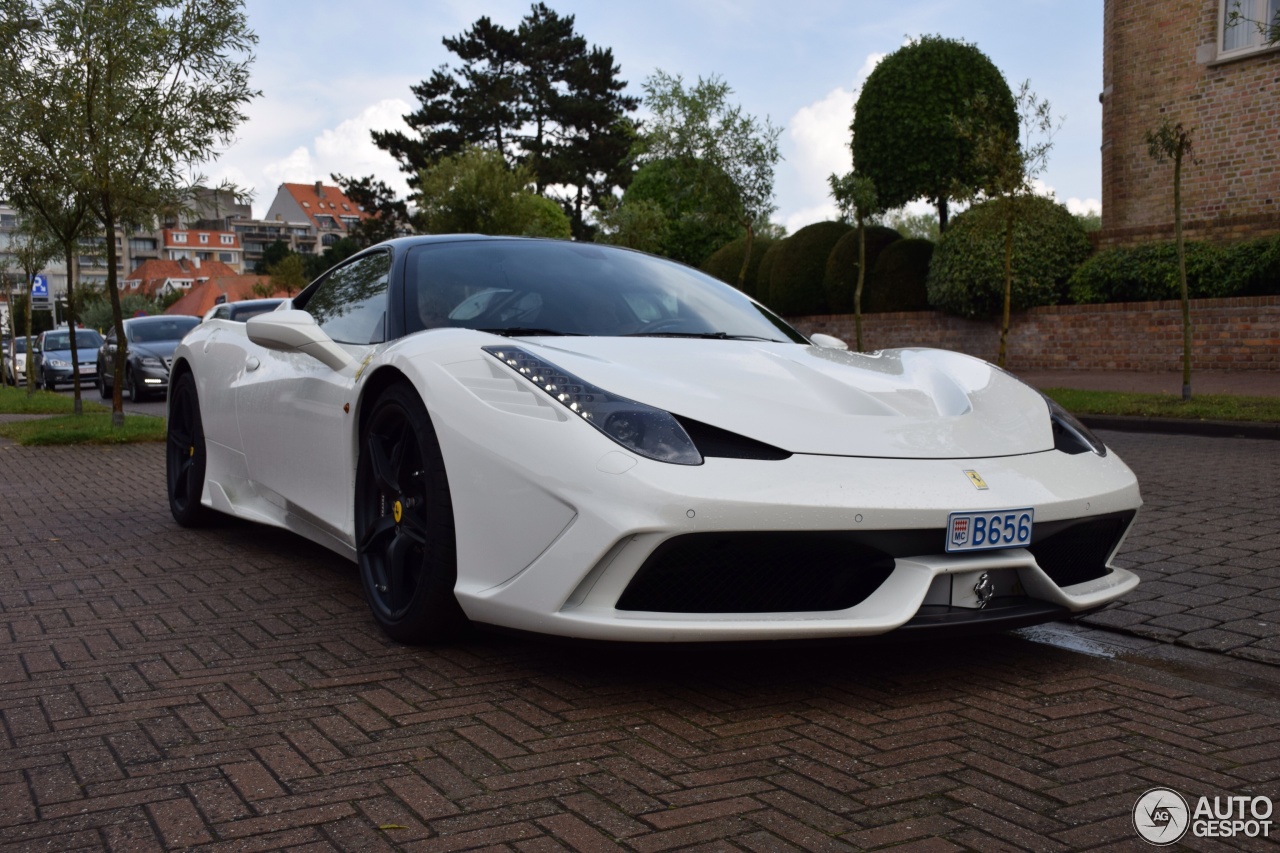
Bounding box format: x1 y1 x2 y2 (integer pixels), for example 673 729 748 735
1044 388 1280 423
0 412 165 445
0 385 109 415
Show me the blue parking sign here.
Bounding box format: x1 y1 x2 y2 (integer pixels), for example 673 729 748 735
31 275 48 298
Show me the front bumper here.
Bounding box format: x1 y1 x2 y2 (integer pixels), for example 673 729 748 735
440 419 1142 642
45 363 97 385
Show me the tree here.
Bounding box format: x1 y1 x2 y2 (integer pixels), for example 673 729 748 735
591 196 669 255
1146 119 1198 401
373 3 637 238
952 81 1059 367
0 0 258 426
617 157 741 265
828 171 881 351
852 35 1015 232
414 146 571 238
331 174 412 247
7 219 57 397
639 71 782 285
883 208 941 242
268 255 308 297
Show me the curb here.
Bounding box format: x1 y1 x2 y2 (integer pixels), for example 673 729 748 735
1081 413 1280 440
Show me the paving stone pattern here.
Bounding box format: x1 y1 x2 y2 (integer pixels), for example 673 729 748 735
1 440 1278 851
1084 431 1280 664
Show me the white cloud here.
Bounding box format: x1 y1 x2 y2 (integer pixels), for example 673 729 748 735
777 51 886 233
1065 196 1101 216
255 99 413 216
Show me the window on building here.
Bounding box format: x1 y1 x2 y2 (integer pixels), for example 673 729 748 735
220 234 235 245
219 252 234 263
0 213 17 228
199 233 209 244
315 214 337 229
173 232 187 243
1221 0 1280 55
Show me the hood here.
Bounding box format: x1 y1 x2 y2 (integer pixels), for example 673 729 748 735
131 340 181 360
519 338 1053 459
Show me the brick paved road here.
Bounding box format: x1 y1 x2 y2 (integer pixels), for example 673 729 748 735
1083 431 1280 664
1 439 1278 851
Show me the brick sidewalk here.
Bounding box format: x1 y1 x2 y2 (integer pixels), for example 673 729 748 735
2 442 1279 851
1082 431 1280 664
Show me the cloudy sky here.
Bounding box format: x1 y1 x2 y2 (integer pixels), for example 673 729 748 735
220 0 1103 231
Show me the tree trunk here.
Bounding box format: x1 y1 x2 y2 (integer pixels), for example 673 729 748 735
1174 150 1191 401
936 198 949 233
64 241 83 415
23 280 35 398
854 215 866 352
736 221 755 290
997 203 1015 369
101 197 127 428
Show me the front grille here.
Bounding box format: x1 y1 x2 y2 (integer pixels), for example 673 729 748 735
617 532 895 613
1028 511 1135 588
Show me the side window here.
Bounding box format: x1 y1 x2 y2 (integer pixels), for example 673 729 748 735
301 251 392 345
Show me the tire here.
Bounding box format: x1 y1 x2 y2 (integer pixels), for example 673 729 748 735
166 371 215 527
128 367 145 402
97 367 111 399
355 383 466 644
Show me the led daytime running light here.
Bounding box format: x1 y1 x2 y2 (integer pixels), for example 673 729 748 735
484 345 702 465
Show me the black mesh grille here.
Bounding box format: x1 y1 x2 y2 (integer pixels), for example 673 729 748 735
617 533 895 613
1028 511 1135 588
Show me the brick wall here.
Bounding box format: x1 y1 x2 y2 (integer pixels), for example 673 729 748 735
789 296 1280 371
1099 0 1280 247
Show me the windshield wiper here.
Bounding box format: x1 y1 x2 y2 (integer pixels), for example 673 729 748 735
623 331 782 342
477 327 584 337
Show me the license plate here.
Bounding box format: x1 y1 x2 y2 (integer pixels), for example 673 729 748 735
78 364 94 373
946 508 1034 553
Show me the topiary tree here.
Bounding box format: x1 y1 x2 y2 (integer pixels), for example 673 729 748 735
822 225 901 314
851 35 1015 232
927 195 1090 319
700 236 775 298
755 239 785 306
768 221 851 315
866 238 934 313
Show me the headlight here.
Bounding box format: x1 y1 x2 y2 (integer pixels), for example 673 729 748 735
1045 396 1106 456
484 345 702 465
48 358 70 368
140 356 163 368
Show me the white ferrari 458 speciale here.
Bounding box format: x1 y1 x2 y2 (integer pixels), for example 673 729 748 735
167 235 1141 643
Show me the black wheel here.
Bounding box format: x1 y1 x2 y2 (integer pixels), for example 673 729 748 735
41 371 52 391
97 367 111 399
129 367 146 402
355 383 466 644
166 371 215 527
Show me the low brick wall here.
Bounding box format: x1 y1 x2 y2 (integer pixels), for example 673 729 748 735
788 295 1280 371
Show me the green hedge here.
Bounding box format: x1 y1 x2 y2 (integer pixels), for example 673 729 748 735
866 238 934 313
767 221 851 315
755 240 785 306
927 195 1091 318
822 226 902 313
1067 234 1280 303
700 237 776 298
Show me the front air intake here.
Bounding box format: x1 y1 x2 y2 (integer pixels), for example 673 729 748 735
1028 511 1136 587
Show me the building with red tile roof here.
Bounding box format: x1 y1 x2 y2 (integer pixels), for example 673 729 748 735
264 182 370 250
160 228 244 272
123 258 239 299
163 275 287 317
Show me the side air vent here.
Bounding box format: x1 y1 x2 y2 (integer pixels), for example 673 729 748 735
675 416 791 461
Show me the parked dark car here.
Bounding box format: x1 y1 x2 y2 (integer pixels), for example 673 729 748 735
203 298 285 323
98 315 201 401
36 328 104 390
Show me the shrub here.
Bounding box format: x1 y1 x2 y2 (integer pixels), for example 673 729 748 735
755 240 785 306
622 157 742 267
1067 234 1280 303
768 221 851 315
700 237 776 298
866 238 934 313
822 225 902 313
927 195 1090 318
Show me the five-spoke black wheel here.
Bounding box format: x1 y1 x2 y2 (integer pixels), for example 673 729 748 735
166 371 214 527
355 384 466 644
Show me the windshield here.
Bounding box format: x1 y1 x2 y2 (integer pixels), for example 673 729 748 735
10 339 26 353
404 239 805 343
127 317 200 343
42 330 103 351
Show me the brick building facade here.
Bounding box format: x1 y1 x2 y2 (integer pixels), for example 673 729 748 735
1099 0 1280 248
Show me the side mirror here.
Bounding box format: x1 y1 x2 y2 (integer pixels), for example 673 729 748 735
246 310 354 371
809 333 849 350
